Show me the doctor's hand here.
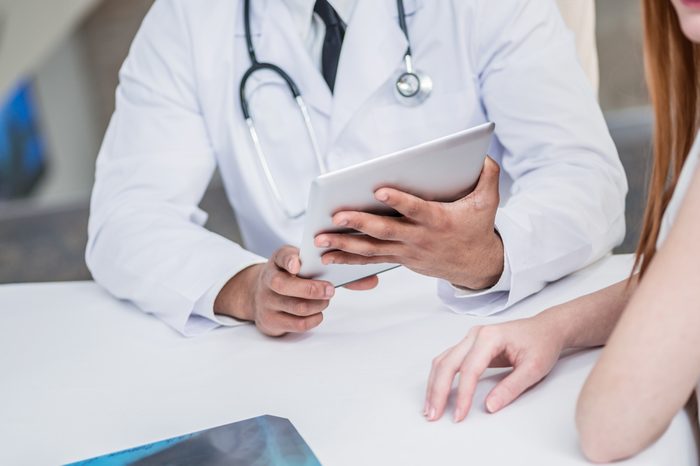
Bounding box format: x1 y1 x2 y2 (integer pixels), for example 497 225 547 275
214 246 378 337
424 315 565 423
315 158 504 290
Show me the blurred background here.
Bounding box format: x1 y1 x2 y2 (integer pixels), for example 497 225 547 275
0 0 650 284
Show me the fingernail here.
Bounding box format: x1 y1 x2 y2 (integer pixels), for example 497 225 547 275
453 409 462 423
486 396 500 413
428 407 436 421
317 239 331 248
335 217 348 227
325 285 335 298
376 190 389 202
287 258 296 271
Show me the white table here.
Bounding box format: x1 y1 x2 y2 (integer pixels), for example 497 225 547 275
0 255 696 466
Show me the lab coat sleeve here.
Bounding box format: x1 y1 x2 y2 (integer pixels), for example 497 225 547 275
86 0 265 336
439 0 627 315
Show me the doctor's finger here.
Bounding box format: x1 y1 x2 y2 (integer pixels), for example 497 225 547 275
329 211 415 241
343 275 379 291
374 188 435 224
266 270 335 300
265 311 324 335
271 246 302 274
316 234 404 260
322 251 401 266
272 294 330 317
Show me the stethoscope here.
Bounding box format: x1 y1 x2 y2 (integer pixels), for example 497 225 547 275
239 0 432 219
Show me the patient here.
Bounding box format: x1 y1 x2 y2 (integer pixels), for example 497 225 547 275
424 0 700 462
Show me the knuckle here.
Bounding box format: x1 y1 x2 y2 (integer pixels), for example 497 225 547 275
431 207 451 231
527 354 548 373
292 320 308 333
467 325 483 339
307 314 323 330
346 217 362 230
363 248 377 257
292 301 309 316
256 309 271 327
460 367 479 385
407 203 421 219
434 357 450 372
306 282 318 299
334 236 348 249
299 316 320 332
412 234 429 250
303 317 316 332
477 325 500 342
268 273 285 293
381 226 395 240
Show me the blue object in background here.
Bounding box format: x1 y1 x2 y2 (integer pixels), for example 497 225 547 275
0 81 46 199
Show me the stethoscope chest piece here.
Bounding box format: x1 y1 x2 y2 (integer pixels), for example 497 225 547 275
395 69 432 106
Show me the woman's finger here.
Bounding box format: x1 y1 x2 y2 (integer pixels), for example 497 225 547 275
485 360 552 413
453 331 504 422
425 333 476 421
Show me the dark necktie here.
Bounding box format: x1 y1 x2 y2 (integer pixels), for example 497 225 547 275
313 0 346 92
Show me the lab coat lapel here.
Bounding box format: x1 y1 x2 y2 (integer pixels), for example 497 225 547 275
328 0 413 146
236 0 333 118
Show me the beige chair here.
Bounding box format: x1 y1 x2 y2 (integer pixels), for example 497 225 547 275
555 0 599 93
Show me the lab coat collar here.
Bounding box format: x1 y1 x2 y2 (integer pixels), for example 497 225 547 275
235 0 333 118
328 0 421 146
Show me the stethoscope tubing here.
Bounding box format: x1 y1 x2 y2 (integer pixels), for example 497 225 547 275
239 0 429 219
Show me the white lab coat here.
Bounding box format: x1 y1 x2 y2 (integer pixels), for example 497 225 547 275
87 0 627 335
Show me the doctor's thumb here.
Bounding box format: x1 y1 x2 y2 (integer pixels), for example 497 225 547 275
467 157 500 208
478 157 500 187
272 246 302 275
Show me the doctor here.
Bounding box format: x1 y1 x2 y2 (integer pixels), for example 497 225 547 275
87 0 626 336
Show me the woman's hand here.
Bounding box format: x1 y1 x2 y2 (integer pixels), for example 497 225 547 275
424 315 566 422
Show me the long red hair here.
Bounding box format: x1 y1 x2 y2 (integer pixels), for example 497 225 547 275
635 0 700 275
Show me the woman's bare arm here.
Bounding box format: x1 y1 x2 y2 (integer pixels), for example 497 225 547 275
576 167 700 463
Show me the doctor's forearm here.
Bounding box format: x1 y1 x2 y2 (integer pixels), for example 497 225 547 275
214 264 261 322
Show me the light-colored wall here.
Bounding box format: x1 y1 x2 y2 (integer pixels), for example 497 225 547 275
0 0 100 99
32 33 99 206
22 0 154 208
596 0 649 111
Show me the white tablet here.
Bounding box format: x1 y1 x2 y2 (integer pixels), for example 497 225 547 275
298 121 495 286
